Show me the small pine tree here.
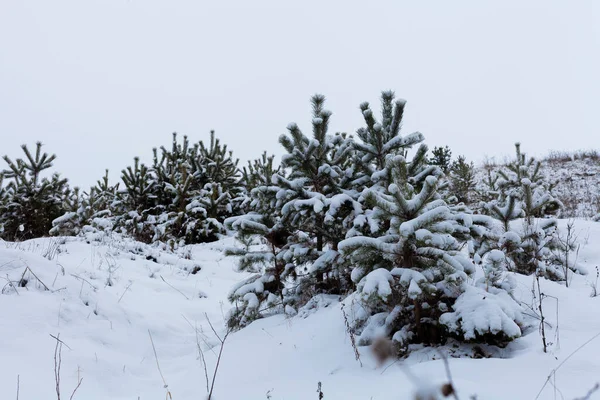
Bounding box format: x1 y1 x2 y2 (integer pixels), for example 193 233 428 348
340 156 523 349
224 213 292 328
494 143 561 218
224 154 289 327
90 169 120 216
275 94 358 302
1 143 68 240
49 186 83 236
429 145 452 173
224 91 525 352
177 130 243 243
50 169 121 237
110 131 242 245
117 157 158 243
449 155 475 204
240 152 280 196
476 143 583 282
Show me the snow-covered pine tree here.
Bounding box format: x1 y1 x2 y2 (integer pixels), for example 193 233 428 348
150 133 202 245
275 94 359 304
232 151 282 249
89 169 120 218
476 143 583 281
224 212 292 328
347 92 443 246
1 143 68 240
240 152 280 198
224 95 362 327
50 169 121 237
429 145 452 174
110 131 242 245
353 91 429 192
49 186 84 236
493 143 561 218
195 130 243 226
339 155 524 351
223 153 290 328
449 155 475 205
116 157 158 243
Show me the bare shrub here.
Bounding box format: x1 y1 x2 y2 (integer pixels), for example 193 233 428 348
341 303 362 367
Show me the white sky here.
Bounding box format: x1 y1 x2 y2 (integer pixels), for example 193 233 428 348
1 0 599 188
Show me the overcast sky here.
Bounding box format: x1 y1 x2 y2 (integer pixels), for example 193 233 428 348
1 1 599 188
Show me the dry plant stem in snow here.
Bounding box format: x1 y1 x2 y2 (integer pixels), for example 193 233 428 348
160 275 190 300
536 275 548 353
341 303 362 367
535 331 600 400
557 220 579 287
2 273 20 295
205 313 231 400
117 281 133 303
52 333 83 400
19 266 50 291
148 330 173 400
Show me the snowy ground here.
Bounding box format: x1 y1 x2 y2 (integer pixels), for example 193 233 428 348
1 220 600 400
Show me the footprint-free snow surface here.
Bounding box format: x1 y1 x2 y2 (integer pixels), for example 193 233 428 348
2 220 600 399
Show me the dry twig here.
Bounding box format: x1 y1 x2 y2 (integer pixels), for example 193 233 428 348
204 313 232 400
148 330 173 399
160 275 189 300
20 266 50 291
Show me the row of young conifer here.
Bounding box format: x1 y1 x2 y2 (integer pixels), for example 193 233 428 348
0 91 581 353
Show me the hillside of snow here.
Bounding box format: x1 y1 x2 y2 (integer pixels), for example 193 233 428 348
1 220 600 400
542 157 600 219
475 156 600 219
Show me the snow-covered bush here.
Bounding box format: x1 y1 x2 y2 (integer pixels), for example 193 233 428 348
439 285 524 343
